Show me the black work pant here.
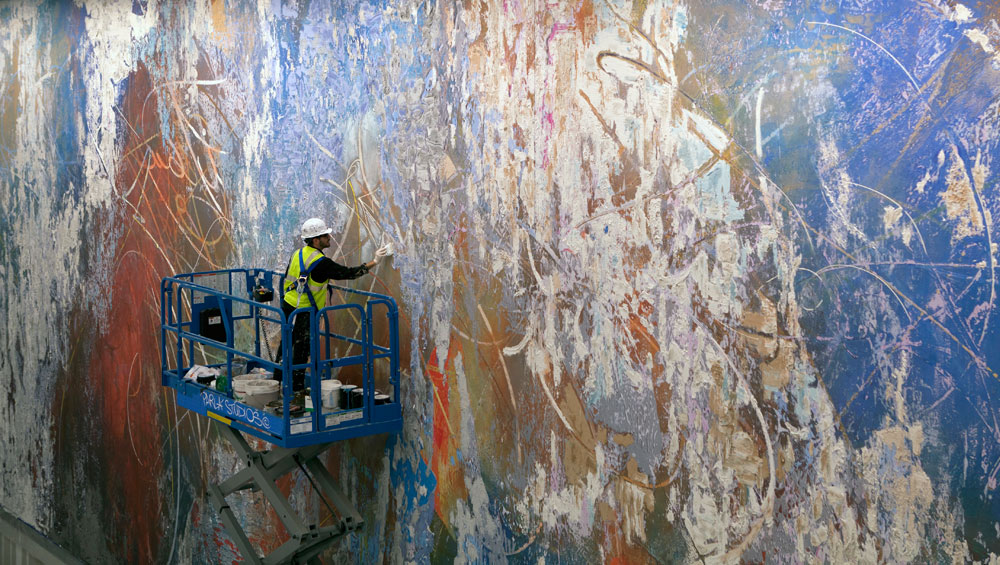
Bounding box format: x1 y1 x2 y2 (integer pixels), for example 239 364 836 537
274 301 311 391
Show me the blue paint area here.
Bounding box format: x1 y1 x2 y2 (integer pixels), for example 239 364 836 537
46 3 88 216
718 4 1000 557
387 433 437 562
262 1 432 236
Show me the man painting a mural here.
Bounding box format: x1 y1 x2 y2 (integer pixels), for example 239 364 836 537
274 217 390 391
1 0 999 563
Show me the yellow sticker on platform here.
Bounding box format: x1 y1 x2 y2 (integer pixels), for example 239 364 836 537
207 411 232 425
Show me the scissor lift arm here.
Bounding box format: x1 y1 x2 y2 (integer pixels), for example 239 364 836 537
208 421 363 565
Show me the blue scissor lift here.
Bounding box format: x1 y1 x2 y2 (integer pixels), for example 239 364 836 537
160 268 402 564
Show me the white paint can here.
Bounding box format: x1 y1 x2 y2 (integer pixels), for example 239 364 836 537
321 379 342 412
232 374 262 401
242 379 280 409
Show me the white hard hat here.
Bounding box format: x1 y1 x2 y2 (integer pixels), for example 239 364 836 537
300 217 333 239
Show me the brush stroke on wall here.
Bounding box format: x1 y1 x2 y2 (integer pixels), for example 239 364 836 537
1 0 999 562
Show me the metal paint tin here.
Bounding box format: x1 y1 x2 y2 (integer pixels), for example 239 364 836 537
351 388 364 409
374 394 390 405
339 385 357 409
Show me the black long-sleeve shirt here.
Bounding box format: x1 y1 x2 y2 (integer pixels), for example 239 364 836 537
281 254 369 315
307 256 369 283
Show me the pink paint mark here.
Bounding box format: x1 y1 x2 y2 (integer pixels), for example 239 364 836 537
926 291 947 314
546 22 571 63
967 301 992 326
539 96 556 168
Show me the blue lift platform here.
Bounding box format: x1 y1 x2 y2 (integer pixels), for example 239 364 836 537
160 268 402 564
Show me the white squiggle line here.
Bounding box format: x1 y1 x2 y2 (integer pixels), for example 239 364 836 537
478 304 522 463
808 21 920 91
523 240 575 434
755 87 764 159
795 268 825 311
847 181 929 255
965 157 997 347
503 331 532 356
811 264 913 322
125 352 142 466
358 119 370 189
755 84 774 236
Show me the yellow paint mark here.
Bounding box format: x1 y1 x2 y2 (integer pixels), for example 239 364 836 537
207 411 231 426
211 0 227 34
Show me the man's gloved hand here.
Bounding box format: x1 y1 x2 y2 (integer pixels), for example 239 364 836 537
374 244 392 262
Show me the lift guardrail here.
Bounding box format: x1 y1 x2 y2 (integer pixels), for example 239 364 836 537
160 268 402 448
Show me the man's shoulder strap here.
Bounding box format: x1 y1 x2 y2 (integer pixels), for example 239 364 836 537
299 247 325 276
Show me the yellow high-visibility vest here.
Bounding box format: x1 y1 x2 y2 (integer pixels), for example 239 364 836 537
283 247 328 309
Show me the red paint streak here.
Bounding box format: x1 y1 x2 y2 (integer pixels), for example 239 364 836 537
211 526 240 563
427 347 449 477
84 60 232 562
79 62 173 564
573 0 597 44
426 341 468 524
602 521 649 564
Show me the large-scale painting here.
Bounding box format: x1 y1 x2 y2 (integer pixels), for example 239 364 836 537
1 1 998 562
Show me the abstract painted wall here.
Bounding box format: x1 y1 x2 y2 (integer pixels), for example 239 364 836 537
1 0 999 562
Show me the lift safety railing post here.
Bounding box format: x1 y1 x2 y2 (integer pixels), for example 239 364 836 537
329 284 400 410
388 298 400 404
160 279 170 387
282 307 294 433
362 297 400 406
315 301 366 431
364 303 373 423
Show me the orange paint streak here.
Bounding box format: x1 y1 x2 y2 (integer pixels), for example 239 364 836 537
602 520 649 564
426 340 468 526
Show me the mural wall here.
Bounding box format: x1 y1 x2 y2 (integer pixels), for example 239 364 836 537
1 0 999 562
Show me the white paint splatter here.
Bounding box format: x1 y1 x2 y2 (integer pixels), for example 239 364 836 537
965 27 1000 67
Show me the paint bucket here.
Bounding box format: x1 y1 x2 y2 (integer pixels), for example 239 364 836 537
321 380 342 411
232 374 262 401
351 388 365 409
339 385 357 410
374 394 390 405
242 379 280 409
